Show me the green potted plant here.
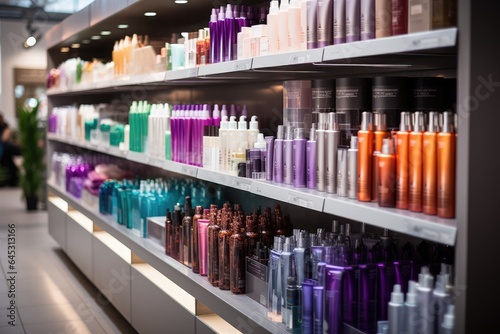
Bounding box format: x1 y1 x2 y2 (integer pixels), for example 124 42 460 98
18 100 44 211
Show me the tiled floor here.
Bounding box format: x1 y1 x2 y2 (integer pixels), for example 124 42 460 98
0 187 137 334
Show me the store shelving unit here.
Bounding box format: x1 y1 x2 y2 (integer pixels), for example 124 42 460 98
45 0 499 332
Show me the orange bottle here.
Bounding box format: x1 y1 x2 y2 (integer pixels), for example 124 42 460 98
422 112 439 215
378 138 396 207
437 112 456 218
357 112 374 202
372 113 391 202
396 112 412 210
409 112 425 212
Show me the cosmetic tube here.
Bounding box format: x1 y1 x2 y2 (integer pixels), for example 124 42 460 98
347 136 359 199
283 126 295 185
423 112 439 215
326 112 340 194
357 111 374 201
437 112 456 218
361 0 375 40
378 138 396 207
198 218 209 276
307 128 318 189
293 128 307 187
372 113 390 201
294 232 310 287
210 9 220 63
396 112 412 209
346 0 361 42
302 280 314 334
375 0 392 38
268 1 280 54
440 304 455 334
192 206 203 274
334 0 346 44
325 268 343 334
305 0 318 49
317 0 333 47
281 238 295 324
404 280 419 334
316 114 327 192
416 267 435 334
409 112 425 212
337 147 348 197
391 0 408 35
268 237 283 321
286 277 301 332
313 285 324 334
388 284 405 334
274 125 285 183
278 0 290 53
224 5 237 61
311 244 325 280
358 264 377 333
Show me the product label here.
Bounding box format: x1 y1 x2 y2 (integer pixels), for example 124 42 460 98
246 257 267 281
373 87 399 99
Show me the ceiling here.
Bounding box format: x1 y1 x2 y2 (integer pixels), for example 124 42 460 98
0 0 93 22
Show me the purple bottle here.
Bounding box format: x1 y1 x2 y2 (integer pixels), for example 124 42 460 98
229 104 237 118
273 125 284 183
224 4 237 61
210 8 220 63
293 128 307 188
217 6 226 62
212 104 221 127
306 128 317 189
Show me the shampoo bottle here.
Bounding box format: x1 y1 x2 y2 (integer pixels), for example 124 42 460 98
409 112 425 212
357 111 374 201
437 112 456 218
278 0 290 53
422 112 439 215
268 1 280 54
396 112 412 209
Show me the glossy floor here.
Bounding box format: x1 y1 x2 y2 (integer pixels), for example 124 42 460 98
0 187 137 334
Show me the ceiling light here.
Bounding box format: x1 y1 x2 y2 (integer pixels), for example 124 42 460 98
71 43 80 48
144 12 157 17
118 24 129 29
60 47 70 53
81 40 90 44
100 30 111 35
175 0 188 3
91 35 101 40
24 36 37 48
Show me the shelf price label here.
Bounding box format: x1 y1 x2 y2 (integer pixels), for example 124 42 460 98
232 178 252 192
181 165 198 177
233 60 251 71
289 54 310 64
288 192 313 209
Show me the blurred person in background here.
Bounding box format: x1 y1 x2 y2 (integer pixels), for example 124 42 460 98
0 112 21 187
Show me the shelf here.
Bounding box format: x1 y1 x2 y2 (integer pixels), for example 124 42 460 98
46 28 458 96
47 134 457 245
323 196 457 245
47 181 288 334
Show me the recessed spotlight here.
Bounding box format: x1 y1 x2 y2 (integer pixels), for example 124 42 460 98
25 36 37 47
118 24 129 29
91 35 101 40
100 30 111 35
81 40 90 44
71 43 80 48
144 11 156 17
175 0 188 3
60 47 70 52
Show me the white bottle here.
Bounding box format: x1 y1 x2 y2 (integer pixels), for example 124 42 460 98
268 1 280 54
227 116 238 172
299 0 308 50
288 0 302 51
248 116 260 148
278 0 290 53
237 115 249 151
219 116 229 171
254 133 266 149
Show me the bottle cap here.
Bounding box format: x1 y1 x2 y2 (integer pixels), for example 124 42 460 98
328 112 339 130
225 4 233 18
241 105 248 117
361 112 373 131
442 304 455 328
228 116 237 130
373 113 387 131
213 104 220 119
405 280 418 305
294 127 305 140
269 0 279 14
254 133 266 149
211 8 217 22
442 112 454 133
230 104 237 118
350 136 358 150
276 125 285 140
390 284 404 304
413 112 425 132
220 115 228 129
399 112 413 131
280 0 289 10
427 111 440 132
221 104 228 118
249 115 259 130
238 115 247 130
310 127 316 140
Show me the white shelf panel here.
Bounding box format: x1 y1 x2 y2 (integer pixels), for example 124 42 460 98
165 67 199 81
251 180 326 212
323 28 457 61
197 169 252 192
252 48 324 69
46 182 288 334
323 196 457 245
198 59 253 76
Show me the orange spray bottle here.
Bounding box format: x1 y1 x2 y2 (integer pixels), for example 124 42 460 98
409 112 425 212
396 112 412 209
372 113 391 202
422 112 439 215
378 138 396 207
437 112 456 218
357 112 374 202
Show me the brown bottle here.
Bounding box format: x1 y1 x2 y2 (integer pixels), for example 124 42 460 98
207 207 220 287
218 213 232 290
358 112 374 202
191 206 203 274
245 215 259 257
230 216 246 294
409 112 425 212
172 204 182 262
422 113 439 215
275 216 286 236
259 215 273 249
181 196 193 268
165 209 173 256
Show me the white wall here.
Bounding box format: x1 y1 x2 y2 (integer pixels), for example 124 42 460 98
0 20 54 128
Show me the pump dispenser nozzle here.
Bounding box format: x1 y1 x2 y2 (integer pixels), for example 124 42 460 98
249 115 259 130
277 125 285 140
328 112 339 130
238 115 247 130
399 112 413 131
374 113 387 131
442 112 454 133
413 112 425 132
361 112 373 131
